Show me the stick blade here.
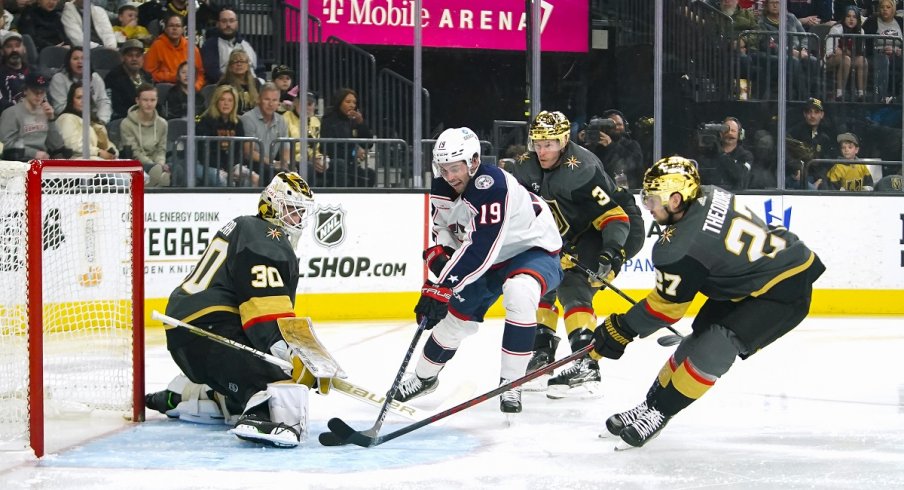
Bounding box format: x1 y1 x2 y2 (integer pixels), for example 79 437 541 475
325 417 380 448
318 431 346 447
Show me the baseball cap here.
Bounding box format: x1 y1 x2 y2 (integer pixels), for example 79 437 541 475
25 71 49 90
120 39 144 54
271 64 294 80
804 97 824 112
288 85 315 103
2 32 22 46
836 132 859 146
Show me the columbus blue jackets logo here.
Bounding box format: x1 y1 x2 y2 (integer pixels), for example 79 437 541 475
314 205 346 248
475 175 494 189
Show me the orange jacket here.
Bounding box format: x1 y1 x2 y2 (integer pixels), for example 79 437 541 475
144 34 206 92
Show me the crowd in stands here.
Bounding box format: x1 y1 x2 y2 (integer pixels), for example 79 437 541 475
0 0 897 192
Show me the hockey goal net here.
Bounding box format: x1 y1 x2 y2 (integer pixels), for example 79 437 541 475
0 160 144 457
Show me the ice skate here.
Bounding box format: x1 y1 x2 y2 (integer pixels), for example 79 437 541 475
393 373 439 402
522 330 560 392
229 414 300 448
614 407 671 451
144 390 181 418
600 400 648 438
546 357 601 399
499 378 522 427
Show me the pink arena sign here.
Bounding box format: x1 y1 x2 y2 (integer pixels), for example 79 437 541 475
289 0 588 52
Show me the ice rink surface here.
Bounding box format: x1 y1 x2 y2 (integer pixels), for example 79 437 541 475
2 316 903 489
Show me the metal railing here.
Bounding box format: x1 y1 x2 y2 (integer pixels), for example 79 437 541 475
822 33 903 103
799 158 902 191
736 30 821 102
271 137 413 188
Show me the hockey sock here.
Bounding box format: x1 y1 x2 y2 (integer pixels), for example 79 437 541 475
563 307 596 352
649 355 717 416
536 302 559 331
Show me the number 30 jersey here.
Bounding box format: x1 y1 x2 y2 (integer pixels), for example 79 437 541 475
430 164 562 293
625 186 821 336
165 215 300 351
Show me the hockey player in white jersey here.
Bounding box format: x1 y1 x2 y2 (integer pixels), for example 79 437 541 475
393 127 563 413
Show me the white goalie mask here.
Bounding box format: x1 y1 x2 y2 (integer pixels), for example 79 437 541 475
259 172 315 238
432 127 481 177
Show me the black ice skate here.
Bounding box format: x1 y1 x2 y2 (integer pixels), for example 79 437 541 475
393 373 439 402
546 357 601 399
616 407 671 450
229 414 300 448
499 378 522 414
523 330 560 392
601 400 648 438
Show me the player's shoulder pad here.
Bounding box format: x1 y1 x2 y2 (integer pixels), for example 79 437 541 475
463 164 507 201
234 215 296 258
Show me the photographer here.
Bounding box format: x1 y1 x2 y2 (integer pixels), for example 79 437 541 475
695 117 753 190
577 110 644 188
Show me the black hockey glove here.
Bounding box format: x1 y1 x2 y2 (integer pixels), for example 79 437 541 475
423 245 455 277
414 281 452 329
591 249 625 287
591 313 637 360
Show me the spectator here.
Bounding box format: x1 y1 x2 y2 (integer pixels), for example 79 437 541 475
787 0 835 29
241 82 289 183
863 0 903 103
577 109 645 188
270 64 294 114
162 60 202 120
15 0 69 53
104 39 153 121
5 0 35 19
283 86 325 178
0 31 31 113
138 0 219 36
320 87 375 187
750 0 817 100
786 158 823 189
0 71 61 161
718 0 758 34
834 1 871 22
497 143 526 170
215 48 259 115
827 132 874 190
55 81 117 159
696 116 753 190
196 84 246 187
825 5 868 101
61 0 116 49
113 2 152 47
200 8 257 83
788 97 837 167
144 13 206 91
120 83 170 186
48 46 113 123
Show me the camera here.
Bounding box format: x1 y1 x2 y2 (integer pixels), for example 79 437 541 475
584 117 616 145
695 122 727 152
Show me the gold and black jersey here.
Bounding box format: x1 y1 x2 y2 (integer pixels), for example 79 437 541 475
624 186 819 336
508 142 630 250
165 215 300 351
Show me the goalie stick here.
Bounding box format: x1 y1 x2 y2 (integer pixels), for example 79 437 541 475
150 311 421 420
562 254 684 347
319 343 595 448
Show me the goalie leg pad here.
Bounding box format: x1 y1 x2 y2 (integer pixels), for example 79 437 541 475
267 382 309 443
230 383 307 447
155 374 224 425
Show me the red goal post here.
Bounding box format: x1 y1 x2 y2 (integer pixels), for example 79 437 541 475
0 160 145 457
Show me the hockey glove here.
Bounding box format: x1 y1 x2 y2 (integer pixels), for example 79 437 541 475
423 245 455 277
414 281 452 329
560 252 577 271
591 249 625 288
591 313 637 360
270 340 331 394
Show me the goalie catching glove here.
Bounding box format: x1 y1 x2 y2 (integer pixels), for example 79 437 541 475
414 280 452 329
270 340 333 394
591 313 637 360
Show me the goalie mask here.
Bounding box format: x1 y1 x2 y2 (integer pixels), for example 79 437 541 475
641 156 701 209
528 110 571 151
259 172 315 236
432 127 481 177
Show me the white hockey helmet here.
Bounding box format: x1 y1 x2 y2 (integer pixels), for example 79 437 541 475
259 172 315 236
432 127 481 176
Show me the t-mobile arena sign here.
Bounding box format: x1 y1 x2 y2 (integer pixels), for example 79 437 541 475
291 0 588 52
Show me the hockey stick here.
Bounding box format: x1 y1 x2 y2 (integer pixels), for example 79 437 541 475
150 311 420 420
319 317 429 447
562 254 684 347
321 344 595 448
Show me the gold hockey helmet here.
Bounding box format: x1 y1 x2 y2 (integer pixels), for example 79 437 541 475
641 156 701 206
528 110 571 149
259 172 315 235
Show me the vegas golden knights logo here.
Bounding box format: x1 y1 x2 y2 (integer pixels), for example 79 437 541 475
544 198 570 236
314 206 345 248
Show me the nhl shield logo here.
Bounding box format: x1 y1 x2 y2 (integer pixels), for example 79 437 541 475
314 206 346 248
